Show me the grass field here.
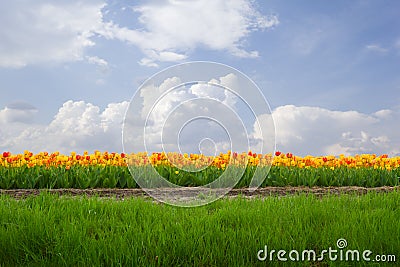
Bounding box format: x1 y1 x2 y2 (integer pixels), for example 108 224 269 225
0 192 399 266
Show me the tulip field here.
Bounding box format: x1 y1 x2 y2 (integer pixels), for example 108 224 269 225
0 150 399 189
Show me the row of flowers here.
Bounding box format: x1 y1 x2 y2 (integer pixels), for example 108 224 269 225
1 151 399 170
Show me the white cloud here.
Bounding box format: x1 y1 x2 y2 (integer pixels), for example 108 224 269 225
2 101 399 156
47 101 102 135
124 73 255 154
86 56 109 71
138 51 188 67
0 1 277 68
0 100 129 153
0 1 106 68
0 102 38 123
0 85 247 154
373 109 392 119
102 0 279 66
269 105 400 156
365 44 388 53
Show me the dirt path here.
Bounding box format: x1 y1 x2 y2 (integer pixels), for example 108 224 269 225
1 186 398 200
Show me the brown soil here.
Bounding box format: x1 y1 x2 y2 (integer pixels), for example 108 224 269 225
0 186 398 200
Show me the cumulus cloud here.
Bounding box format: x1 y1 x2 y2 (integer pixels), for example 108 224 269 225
102 0 279 66
0 100 129 153
125 73 250 154
0 0 106 68
269 105 400 156
1 100 399 156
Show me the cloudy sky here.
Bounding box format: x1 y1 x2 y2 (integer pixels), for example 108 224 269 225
0 0 399 156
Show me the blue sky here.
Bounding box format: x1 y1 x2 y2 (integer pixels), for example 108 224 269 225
0 0 399 156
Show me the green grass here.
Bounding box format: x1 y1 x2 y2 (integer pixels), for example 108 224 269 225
0 192 399 266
